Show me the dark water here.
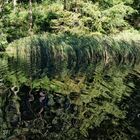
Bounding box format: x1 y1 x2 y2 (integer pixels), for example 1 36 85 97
0 50 140 140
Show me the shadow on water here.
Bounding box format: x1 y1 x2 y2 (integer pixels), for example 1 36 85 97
0 34 140 139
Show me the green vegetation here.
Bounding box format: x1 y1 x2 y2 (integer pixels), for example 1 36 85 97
6 32 140 78
0 53 140 139
0 0 140 140
0 0 139 46
0 32 139 140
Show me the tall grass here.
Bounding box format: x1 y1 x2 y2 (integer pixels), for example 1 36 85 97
6 32 140 77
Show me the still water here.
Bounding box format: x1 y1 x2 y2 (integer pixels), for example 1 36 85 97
0 45 140 140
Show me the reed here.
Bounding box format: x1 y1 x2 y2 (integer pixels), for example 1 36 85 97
7 32 140 78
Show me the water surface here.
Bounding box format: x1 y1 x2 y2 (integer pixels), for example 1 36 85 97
0 44 140 139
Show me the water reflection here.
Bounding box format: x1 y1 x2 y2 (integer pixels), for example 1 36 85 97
0 47 140 139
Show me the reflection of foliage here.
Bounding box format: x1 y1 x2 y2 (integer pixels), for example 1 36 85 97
88 71 140 140
0 59 140 139
1 33 140 139
6 32 140 79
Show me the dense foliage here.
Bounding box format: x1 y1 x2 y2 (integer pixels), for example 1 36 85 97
0 0 140 140
0 0 139 49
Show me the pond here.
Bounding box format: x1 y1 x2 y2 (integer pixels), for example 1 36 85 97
0 35 140 140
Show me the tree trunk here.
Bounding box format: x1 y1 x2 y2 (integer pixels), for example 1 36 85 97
0 1 3 13
29 0 33 34
64 0 67 10
0 0 4 17
13 0 17 12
